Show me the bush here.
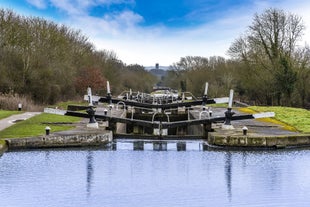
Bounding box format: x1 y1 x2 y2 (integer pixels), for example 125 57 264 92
0 94 43 111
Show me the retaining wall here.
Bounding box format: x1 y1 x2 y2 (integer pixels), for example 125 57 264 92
5 131 112 150
208 133 310 148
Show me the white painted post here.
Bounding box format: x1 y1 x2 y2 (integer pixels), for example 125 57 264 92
228 89 234 108
87 87 93 106
18 103 22 111
204 82 209 96
87 86 91 96
107 81 111 95
222 89 235 129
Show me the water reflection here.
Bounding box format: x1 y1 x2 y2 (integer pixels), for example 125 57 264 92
1 144 310 207
225 152 232 202
114 140 203 151
86 151 94 196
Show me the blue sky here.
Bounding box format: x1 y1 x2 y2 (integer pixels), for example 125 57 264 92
1 0 310 66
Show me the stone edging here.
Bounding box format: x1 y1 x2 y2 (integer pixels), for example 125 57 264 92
208 133 310 148
4 131 113 150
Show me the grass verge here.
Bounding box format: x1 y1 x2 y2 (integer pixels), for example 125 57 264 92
0 113 82 138
239 106 310 133
49 101 89 110
0 110 22 119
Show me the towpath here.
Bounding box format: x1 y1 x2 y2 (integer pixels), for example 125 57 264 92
0 112 41 131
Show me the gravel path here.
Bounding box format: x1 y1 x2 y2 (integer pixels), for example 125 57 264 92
0 112 41 131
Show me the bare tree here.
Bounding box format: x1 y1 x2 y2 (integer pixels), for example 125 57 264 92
228 8 305 105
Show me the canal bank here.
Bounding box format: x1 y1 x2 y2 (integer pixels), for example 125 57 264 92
0 140 7 155
3 131 112 150
2 125 310 150
208 129 310 149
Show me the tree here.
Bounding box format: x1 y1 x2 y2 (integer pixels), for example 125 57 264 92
75 67 106 95
293 46 310 107
228 8 305 105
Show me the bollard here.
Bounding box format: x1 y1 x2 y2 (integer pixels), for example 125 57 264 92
208 107 212 117
242 126 248 136
104 109 108 115
45 126 51 136
18 103 22 111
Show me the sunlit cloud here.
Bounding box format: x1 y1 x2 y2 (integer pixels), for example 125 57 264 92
2 0 310 66
26 0 47 9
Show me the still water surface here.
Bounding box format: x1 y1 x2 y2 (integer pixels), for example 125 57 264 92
1 141 310 207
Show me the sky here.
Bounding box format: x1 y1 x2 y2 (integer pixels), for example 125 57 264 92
0 0 310 67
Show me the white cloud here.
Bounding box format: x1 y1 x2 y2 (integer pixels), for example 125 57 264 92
102 10 144 30
25 0 310 66
80 5 255 66
48 0 135 15
49 0 85 15
26 0 47 9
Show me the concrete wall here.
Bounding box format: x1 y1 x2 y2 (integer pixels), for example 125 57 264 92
5 132 112 150
208 133 310 148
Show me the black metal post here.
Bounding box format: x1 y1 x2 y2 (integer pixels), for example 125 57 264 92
224 108 235 125
45 126 51 135
202 95 208 106
86 106 96 123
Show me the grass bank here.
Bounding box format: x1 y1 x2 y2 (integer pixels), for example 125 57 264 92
239 106 310 133
0 139 5 145
0 113 82 138
49 100 89 110
0 110 22 119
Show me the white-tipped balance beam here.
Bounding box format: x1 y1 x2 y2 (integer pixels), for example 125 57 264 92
213 97 229 104
253 112 275 119
228 89 234 108
87 87 93 106
204 82 209 96
107 81 111 94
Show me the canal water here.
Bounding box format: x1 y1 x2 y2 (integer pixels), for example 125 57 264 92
1 141 310 207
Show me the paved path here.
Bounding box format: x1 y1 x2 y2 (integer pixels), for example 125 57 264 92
0 112 41 131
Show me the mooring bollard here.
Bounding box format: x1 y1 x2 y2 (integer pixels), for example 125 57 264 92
45 126 51 136
208 107 213 117
242 126 248 135
18 103 22 111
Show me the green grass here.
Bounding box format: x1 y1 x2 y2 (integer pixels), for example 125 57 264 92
208 103 228 108
0 110 22 119
239 106 310 133
0 113 82 138
49 101 89 110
